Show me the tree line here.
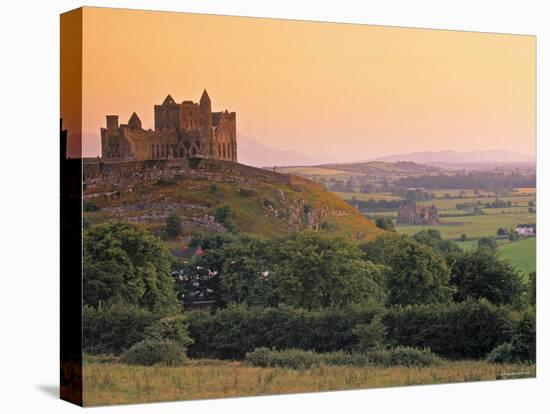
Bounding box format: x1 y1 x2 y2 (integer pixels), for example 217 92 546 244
82 223 535 366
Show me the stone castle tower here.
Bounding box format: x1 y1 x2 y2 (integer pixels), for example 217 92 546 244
101 90 237 162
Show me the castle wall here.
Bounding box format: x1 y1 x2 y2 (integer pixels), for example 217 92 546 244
154 102 181 131
101 127 133 160
83 158 325 193
120 127 178 160
180 102 200 132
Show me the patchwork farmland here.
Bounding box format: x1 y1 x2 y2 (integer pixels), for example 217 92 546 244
280 163 536 276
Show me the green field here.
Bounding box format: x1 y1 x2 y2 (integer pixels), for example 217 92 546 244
395 213 535 239
454 238 509 251
333 188 536 275
498 238 536 275
453 238 535 276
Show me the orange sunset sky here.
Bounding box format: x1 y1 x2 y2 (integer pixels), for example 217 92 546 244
65 7 536 162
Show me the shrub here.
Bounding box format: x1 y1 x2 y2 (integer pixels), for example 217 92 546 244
322 352 369 367
245 348 369 369
486 342 515 364
144 314 194 351
187 300 516 360
375 217 394 231
509 310 536 362
383 299 514 359
245 347 441 369
367 346 442 367
122 339 187 366
214 204 233 224
187 304 381 360
497 228 507 236
245 348 321 369
353 314 387 352
486 310 536 364
237 188 257 198
165 214 182 238
83 302 157 355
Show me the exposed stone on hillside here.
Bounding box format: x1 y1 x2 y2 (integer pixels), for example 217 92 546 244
82 158 381 239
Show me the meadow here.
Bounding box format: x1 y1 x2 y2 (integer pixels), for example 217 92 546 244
82 358 534 406
334 188 536 275
498 238 536 275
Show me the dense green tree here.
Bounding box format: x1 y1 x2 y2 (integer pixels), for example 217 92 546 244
450 248 523 306
83 222 179 313
510 309 536 362
477 236 498 252
189 232 237 250
375 217 394 231
218 237 276 307
487 308 535 363
83 302 157 355
215 232 386 309
527 272 536 306
164 213 182 238
361 235 454 306
412 229 462 263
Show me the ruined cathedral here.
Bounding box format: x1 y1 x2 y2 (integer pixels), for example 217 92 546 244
101 90 237 162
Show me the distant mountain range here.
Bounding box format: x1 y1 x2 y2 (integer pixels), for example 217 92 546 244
372 150 535 164
76 130 534 169
238 133 337 168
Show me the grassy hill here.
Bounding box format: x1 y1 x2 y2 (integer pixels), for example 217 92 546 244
83 160 383 242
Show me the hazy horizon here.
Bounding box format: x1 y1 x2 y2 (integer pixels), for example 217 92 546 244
64 7 536 161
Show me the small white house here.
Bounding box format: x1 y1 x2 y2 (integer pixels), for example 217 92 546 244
515 224 536 236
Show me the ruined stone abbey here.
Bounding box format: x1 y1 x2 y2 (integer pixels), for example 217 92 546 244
101 90 237 162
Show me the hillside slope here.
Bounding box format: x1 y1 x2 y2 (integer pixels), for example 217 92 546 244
83 159 383 241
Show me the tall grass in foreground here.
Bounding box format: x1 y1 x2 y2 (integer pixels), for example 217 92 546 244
82 359 534 406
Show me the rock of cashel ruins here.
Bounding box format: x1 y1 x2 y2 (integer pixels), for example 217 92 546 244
101 90 237 162
396 201 440 225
